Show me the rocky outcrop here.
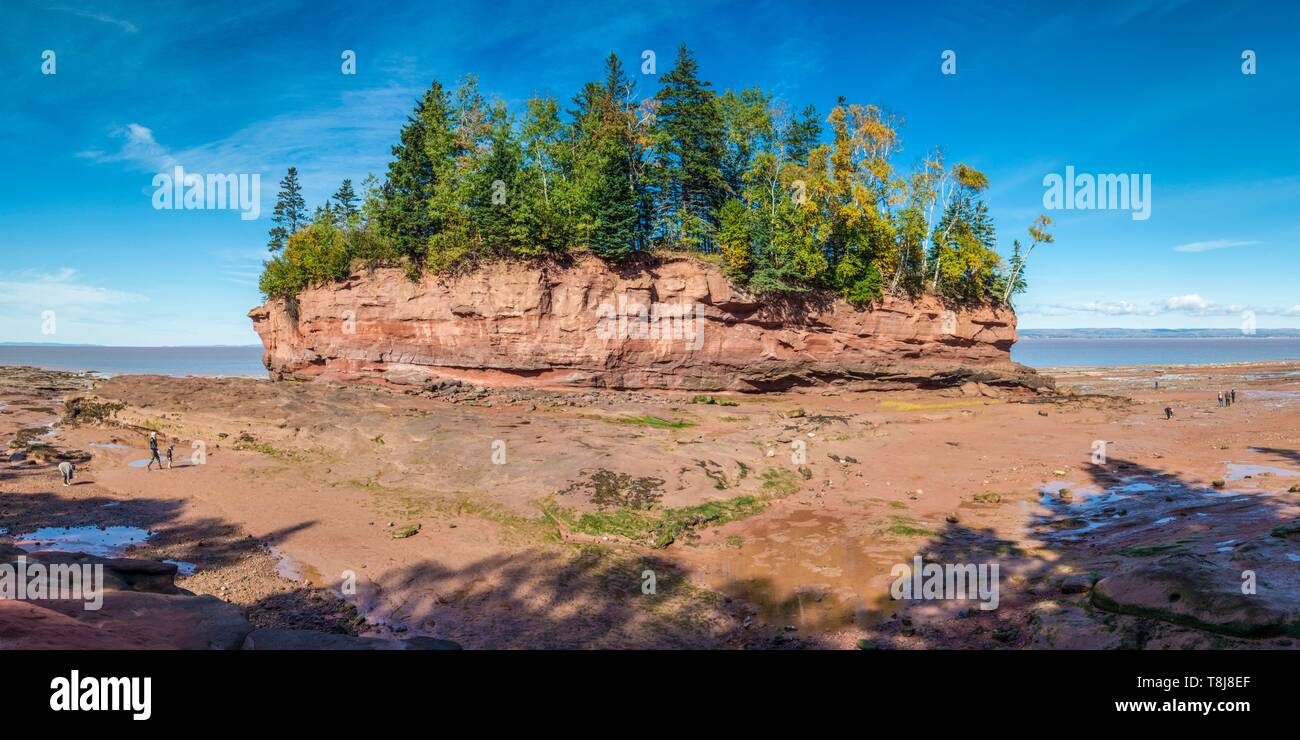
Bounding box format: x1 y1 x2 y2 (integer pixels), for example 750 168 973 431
0 546 464 650
249 255 1045 392
1091 552 1300 638
0 547 252 650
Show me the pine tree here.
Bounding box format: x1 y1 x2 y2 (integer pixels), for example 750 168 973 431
378 81 457 266
588 141 640 259
782 105 822 166
468 104 522 253
655 44 726 248
332 179 359 222
570 53 646 257
268 167 306 251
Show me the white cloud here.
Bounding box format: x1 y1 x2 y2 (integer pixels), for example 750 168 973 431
1079 300 1141 315
1161 294 1213 311
1030 294 1293 318
0 268 147 308
78 123 176 171
50 7 139 33
1172 239 1260 253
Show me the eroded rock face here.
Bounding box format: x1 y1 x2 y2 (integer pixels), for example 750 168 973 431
249 255 1042 392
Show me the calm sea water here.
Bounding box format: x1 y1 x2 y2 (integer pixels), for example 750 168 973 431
2 339 1298 377
0 346 266 377
1012 337 1300 368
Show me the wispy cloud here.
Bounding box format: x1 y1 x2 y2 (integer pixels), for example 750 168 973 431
1172 239 1260 253
77 123 176 171
0 268 147 308
1028 293 1298 318
50 7 139 33
77 85 420 203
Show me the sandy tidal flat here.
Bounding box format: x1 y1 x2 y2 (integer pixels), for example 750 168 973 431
1 362 1298 649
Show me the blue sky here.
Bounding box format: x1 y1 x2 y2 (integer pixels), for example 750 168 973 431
1 0 1297 345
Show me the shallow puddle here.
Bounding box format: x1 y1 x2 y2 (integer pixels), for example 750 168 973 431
163 559 198 575
10 525 151 557
691 508 909 631
270 546 325 586
1224 463 1300 482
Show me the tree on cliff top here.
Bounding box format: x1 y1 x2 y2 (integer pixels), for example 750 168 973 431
332 179 359 224
260 48 1045 310
378 81 457 266
653 45 726 251
268 167 306 252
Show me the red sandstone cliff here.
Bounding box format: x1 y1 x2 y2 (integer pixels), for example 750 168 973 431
248 255 1044 391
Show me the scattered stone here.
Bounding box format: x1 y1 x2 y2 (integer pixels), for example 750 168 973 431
1060 574 1093 594
391 524 421 539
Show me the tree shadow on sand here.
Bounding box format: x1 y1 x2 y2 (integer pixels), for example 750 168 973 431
845 452 1300 650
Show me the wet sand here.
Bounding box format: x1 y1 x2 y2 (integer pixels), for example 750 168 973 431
2 362 1297 649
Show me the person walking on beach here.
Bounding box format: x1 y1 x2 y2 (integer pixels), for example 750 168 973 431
1217 392 1224 407
58 460 75 487
146 431 163 471
1231 388 1237 404
1165 406 1174 420
165 444 175 469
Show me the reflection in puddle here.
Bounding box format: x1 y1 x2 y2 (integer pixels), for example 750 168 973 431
1224 463 1300 482
690 508 908 631
163 559 198 575
10 525 150 557
270 546 324 586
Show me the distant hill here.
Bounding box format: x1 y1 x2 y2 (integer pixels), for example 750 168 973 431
1019 328 1300 339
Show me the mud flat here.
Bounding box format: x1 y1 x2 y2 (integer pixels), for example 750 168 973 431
1 362 1297 648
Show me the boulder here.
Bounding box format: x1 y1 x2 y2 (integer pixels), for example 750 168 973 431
1091 553 1300 638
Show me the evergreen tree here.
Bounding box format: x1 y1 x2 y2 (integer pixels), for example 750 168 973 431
268 167 306 251
655 44 726 248
588 139 640 259
782 105 822 166
571 53 646 255
378 82 457 266
332 179 359 222
468 104 522 252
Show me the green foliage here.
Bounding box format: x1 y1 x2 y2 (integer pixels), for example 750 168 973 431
378 81 457 265
655 44 727 248
268 167 306 251
260 48 1047 311
332 179 359 224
